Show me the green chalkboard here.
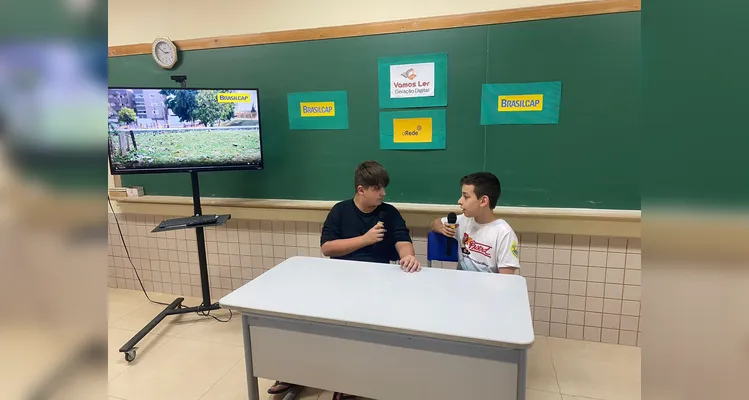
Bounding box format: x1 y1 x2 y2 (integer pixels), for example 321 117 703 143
110 12 640 209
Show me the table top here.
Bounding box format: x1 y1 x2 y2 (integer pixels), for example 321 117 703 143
219 256 534 348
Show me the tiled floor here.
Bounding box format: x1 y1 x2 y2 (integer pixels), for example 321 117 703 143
108 288 641 400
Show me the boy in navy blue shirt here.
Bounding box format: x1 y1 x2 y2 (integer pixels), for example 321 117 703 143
267 161 420 399
321 160 420 271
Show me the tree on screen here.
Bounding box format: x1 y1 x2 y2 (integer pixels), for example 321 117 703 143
160 89 198 123
117 107 136 125
193 90 235 127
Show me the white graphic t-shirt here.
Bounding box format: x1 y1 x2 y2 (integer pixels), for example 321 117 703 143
441 214 520 273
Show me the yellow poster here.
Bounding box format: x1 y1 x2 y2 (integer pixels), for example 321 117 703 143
299 101 336 117
392 117 433 143
497 94 544 112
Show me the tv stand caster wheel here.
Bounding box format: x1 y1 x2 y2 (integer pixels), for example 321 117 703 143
124 349 136 363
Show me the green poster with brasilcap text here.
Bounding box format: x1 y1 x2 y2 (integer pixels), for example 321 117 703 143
287 91 349 130
480 81 562 125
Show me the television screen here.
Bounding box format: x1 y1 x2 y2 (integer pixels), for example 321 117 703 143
108 88 263 174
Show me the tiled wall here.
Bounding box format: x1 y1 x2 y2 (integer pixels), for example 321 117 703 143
108 213 641 346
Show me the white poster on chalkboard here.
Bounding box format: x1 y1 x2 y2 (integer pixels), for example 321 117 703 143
389 62 435 99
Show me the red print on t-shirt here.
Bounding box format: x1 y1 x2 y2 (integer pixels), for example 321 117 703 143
462 233 493 257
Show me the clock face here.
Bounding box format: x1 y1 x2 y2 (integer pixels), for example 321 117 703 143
152 39 177 69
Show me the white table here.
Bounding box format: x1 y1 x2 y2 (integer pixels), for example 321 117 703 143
219 256 534 400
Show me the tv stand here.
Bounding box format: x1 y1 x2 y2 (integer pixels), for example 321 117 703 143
119 171 230 362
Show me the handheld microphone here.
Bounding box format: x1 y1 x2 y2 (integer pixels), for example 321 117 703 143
373 211 387 251
446 212 457 257
377 211 387 228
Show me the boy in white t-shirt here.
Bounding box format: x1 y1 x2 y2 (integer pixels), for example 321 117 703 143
430 172 520 274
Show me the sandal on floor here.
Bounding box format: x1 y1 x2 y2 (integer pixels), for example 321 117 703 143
332 392 357 400
267 381 293 394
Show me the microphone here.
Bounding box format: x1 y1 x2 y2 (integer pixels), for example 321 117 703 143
377 211 387 228
446 212 457 257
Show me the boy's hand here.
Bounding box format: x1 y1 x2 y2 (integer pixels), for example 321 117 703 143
440 223 458 238
399 255 421 273
362 223 386 246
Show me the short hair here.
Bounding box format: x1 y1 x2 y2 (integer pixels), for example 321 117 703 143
354 160 390 191
460 172 501 208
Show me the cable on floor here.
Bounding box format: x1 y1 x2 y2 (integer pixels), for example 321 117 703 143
108 196 232 323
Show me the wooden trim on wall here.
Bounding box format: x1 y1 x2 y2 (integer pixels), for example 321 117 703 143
108 0 640 57
113 195 641 237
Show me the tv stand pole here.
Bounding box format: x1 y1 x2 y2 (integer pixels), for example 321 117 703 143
119 171 229 363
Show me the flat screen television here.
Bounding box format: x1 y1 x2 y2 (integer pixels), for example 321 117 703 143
108 87 263 174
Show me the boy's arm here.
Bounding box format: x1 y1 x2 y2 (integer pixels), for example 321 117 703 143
320 205 382 257
391 209 420 272
430 216 458 238
495 231 521 274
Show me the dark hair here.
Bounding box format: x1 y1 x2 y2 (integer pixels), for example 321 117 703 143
460 172 501 208
354 160 390 191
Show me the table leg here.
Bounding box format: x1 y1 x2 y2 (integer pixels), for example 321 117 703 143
516 348 528 400
242 314 260 400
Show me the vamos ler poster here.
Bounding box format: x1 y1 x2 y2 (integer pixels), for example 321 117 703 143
378 53 447 109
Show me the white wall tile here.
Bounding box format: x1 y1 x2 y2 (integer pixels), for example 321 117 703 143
584 327 601 342
537 248 554 264
606 252 626 268
553 249 571 265
521 233 537 247
533 321 550 336
534 307 551 322
553 265 571 280
566 325 583 340
585 297 604 313
627 238 641 253
608 237 627 253
536 264 553 279
570 266 588 281
623 285 641 301
619 330 638 346
552 279 569 295
571 250 589 266
554 234 572 249
625 254 641 270
551 294 568 309
605 268 625 284
550 308 567 324
587 282 605 298
589 236 609 252
605 284 624 299
535 293 551 308
620 316 639 331
537 234 555 248
550 323 567 338
569 280 587 296
621 300 641 316
603 299 622 314
588 251 607 267
602 314 621 329
624 270 641 285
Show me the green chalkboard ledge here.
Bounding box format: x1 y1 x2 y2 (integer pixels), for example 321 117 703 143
114 195 640 238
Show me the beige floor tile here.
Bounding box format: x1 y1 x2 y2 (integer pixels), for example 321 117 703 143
528 389 563 400
527 336 561 393
200 360 323 400
562 395 605 400
548 337 640 400
178 309 244 347
108 288 150 322
108 328 173 381
108 337 243 400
